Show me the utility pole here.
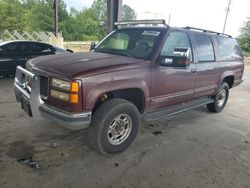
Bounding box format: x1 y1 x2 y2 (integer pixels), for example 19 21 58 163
223 0 232 33
168 14 171 25
107 0 122 33
53 0 59 37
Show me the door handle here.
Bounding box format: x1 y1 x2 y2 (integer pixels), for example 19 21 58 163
191 69 197 73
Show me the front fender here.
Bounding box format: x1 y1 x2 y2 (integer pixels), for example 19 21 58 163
85 79 150 110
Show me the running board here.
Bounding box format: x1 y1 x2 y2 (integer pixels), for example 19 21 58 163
143 98 214 122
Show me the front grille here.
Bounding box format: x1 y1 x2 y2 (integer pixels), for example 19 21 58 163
40 75 49 98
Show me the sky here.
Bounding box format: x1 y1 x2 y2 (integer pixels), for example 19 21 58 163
64 0 250 37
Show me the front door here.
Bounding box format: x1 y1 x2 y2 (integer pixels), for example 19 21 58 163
29 42 54 59
151 31 196 111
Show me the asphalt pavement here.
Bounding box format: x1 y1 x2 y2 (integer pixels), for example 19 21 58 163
0 65 250 188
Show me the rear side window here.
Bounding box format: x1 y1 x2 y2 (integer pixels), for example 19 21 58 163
2 42 28 54
194 34 215 62
216 36 242 61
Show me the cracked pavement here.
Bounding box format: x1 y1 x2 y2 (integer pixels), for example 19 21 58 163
0 64 250 188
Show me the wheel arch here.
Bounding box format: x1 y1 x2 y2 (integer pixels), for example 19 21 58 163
85 80 150 114
219 71 235 89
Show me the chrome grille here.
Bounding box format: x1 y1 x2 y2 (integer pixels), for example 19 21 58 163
40 75 49 98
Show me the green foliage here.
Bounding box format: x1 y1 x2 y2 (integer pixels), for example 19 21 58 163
121 4 136 21
0 0 136 41
62 8 104 41
0 0 25 31
238 17 250 52
91 0 136 30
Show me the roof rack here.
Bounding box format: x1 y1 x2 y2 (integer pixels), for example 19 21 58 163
114 19 168 28
184 26 232 38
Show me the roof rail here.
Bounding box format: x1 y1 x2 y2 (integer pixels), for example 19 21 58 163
114 19 168 27
184 26 232 38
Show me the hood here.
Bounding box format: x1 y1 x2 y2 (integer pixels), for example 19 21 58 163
27 52 146 78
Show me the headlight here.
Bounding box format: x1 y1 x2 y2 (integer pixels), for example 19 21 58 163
50 90 69 101
52 78 71 91
50 78 80 104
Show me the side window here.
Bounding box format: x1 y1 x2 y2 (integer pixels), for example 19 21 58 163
160 31 192 59
216 36 243 61
2 42 28 54
194 34 215 62
30 43 53 54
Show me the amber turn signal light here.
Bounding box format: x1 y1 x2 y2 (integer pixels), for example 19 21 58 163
70 82 79 93
70 94 78 103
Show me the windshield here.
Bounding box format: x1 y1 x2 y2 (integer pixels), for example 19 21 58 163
94 28 163 59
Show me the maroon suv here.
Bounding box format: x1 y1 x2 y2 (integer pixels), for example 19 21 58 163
14 20 244 155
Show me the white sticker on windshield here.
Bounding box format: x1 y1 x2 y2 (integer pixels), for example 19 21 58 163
142 31 160 36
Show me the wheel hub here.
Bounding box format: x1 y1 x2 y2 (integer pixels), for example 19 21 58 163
218 89 226 107
107 114 132 145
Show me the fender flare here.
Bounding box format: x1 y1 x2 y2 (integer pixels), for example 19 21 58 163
85 79 150 110
218 71 235 86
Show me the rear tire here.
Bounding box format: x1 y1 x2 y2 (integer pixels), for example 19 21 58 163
207 82 229 113
88 98 140 155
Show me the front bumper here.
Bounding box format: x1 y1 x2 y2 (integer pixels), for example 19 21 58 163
14 66 91 130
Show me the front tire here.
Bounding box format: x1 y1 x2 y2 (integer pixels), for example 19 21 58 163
88 98 140 155
207 82 229 113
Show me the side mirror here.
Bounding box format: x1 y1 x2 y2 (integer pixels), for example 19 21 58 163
90 42 96 51
159 48 191 67
0 48 4 54
172 48 191 67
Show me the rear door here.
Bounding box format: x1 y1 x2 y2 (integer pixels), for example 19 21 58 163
191 33 220 98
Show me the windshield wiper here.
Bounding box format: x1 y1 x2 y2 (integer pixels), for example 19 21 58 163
105 49 135 58
94 48 135 59
93 48 104 53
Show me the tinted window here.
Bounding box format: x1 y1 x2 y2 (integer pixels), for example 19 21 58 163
30 43 53 53
216 36 242 61
95 28 162 59
2 42 28 53
194 34 214 62
161 31 192 57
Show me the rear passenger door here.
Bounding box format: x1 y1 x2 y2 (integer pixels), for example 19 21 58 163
192 33 220 98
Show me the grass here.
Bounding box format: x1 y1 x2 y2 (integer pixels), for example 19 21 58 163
243 51 250 57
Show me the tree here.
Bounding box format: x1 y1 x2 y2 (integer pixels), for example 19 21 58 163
91 0 107 23
0 0 136 41
0 0 25 31
92 0 136 30
63 8 103 41
121 4 136 21
238 17 250 52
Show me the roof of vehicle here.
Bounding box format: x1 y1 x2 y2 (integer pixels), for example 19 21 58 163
115 20 232 38
0 40 67 51
0 40 52 45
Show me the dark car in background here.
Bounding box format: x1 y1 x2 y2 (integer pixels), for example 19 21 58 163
0 40 71 76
